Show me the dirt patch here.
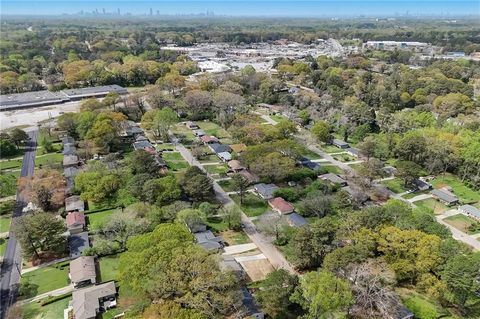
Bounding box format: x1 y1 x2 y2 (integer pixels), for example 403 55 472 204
240 259 274 282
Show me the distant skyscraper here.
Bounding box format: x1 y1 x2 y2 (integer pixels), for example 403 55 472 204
117 8 120 15
149 8 153 16
157 10 160 16
95 8 99 15
102 8 105 15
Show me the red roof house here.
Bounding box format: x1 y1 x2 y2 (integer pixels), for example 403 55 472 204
66 211 86 234
268 197 294 215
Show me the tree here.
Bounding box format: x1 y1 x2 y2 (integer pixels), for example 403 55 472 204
275 119 297 138
291 270 354 319
129 150 161 177
9 128 29 147
103 92 120 110
311 121 331 143
181 167 214 202
221 205 242 230
250 152 296 183
142 301 205 319
119 224 241 317
151 107 178 140
395 160 422 188
433 93 473 118
256 270 299 318
34 185 53 212
143 176 181 206
0 135 17 157
80 98 103 111
97 211 150 251
297 191 333 218
158 71 185 94
357 136 376 160
231 173 250 204
14 212 66 259
356 158 385 187
442 253 480 313
175 208 206 231
18 169 66 211
287 218 338 270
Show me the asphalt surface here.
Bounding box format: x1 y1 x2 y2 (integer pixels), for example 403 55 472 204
0 129 38 319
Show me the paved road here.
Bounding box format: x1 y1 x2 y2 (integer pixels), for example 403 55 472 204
169 132 297 274
0 129 38 319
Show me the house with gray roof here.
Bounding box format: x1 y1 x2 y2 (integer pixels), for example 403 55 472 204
332 139 350 149
66 195 85 212
64 167 79 179
286 213 308 227
431 189 459 206
459 205 480 220
194 230 223 251
209 143 232 154
63 143 76 156
68 232 90 258
254 183 279 200
64 154 80 168
69 256 96 288
319 173 347 186
62 85 127 100
70 281 117 319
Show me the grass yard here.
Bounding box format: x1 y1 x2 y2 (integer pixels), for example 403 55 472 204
35 153 63 168
333 154 356 162
322 165 343 175
172 125 195 144
270 114 286 122
347 163 363 171
204 164 228 175
231 193 268 217
0 200 15 215
155 143 175 151
37 143 62 155
99 254 121 282
0 173 18 198
198 154 220 163
382 178 408 194
414 198 448 215
0 213 12 233
87 209 117 230
220 230 251 246
197 121 231 139
0 158 23 170
167 160 189 171
431 174 480 204
319 144 343 153
161 152 183 161
20 296 70 319
217 179 236 192
0 238 6 255
301 149 322 160
21 261 70 296
402 190 430 199
205 216 229 232
444 214 480 235
399 288 460 319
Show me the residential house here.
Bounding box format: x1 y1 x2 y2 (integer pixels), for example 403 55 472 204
135 135 148 142
194 129 206 137
64 154 80 168
194 230 223 251
341 186 369 204
61 136 75 145
132 140 155 151
227 160 245 172
218 151 232 162
319 173 347 186
286 213 308 227
268 197 295 215
412 179 432 191
301 160 321 171
220 255 244 278
230 143 247 153
66 195 85 213
119 120 143 137
332 139 350 149
186 121 199 129
254 183 279 200
68 232 90 258
200 135 219 144
431 189 459 206
66 211 86 234
70 281 117 319
345 147 360 158
459 205 480 221
69 256 96 288
209 143 232 154
238 170 260 184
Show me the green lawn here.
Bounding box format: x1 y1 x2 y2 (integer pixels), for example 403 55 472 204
198 154 220 163
155 143 175 151
35 153 63 168
301 149 322 160
197 121 231 139
217 179 236 192
402 190 430 199
431 174 480 204
231 193 268 217
399 288 460 319
444 214 480 235
0 158 23 170
87 209 117 230
382 178 408 194
271 114 286 122
37 143 62 155
319 144 343 153
20 295 70 319
167 160 189 171
204 164 228 175
205 216 229 232
333 154 356 162
0 200 15 215
21 261 70 296
322 165 343 175
0 173 18 198
0 238 6 255
347 163 363 171
0 213 12 233
220 230 251 246
99 254 121 282
161 152 183 161
414 198 448 215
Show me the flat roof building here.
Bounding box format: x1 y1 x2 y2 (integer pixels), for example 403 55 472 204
431 189 459 206
254 183 279 200
62 85 127 100
459 205 480 220
0 90 69 111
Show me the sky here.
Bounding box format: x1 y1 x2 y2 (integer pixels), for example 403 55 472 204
1 0 479 17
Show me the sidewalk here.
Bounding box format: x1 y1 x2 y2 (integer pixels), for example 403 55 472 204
20 284 74 304
21 256 72 274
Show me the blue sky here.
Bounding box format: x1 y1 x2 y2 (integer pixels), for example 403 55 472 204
1 1 479 16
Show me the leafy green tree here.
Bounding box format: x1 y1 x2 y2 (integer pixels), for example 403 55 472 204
250 152 296 183
119 224 241 317
291 270 354 319
0 135 17 156
221 205 242 230
141 301 205 319
151 107 178 140
395 160 422 188
80 98 103 111
311 121 331 143
297 191 332 218
181 167 214 202
256 270 299 318
231 173 250 204
143 176 181 206
14 212 66 259
275 119 298 138
129 150 161 177
9 128 29 147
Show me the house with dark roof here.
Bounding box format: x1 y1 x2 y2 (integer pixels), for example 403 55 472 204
431 189 459 206
70 281 117 319
208 143 232 154
459 205 480 220
63 143 76 156
345 147 360 158
186 121 199 129
286 213 308 227
132 140 154 151
69 256 96 288
412 179 432 191
319 173 347 186
66 211 86 234
194 129 206 137
66 195 85 213
254 183 279 200
268 197 294 215
64 167 79 180
332 139 350 149
194 231 223 251
68 232 90 258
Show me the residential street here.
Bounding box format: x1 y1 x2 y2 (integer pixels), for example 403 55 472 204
0 129 38 319
169 132 297 274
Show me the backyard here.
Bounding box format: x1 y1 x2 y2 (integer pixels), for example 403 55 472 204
86 209 117 230
99 254 121 282
431 174 480 204
443 214 480 235
230 193 268 217
0 213 12 233
414 198 448 215
382 178 408 194
217 179 236 192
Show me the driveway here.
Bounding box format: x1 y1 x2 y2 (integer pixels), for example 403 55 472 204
169 132 297 274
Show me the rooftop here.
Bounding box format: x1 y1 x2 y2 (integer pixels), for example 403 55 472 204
227 160 245 171
62 85 127 98
63 154 80 167
0 90 69 111
254 183 279 199
431 189 458 204
71 281 116 319
286 213 308 227
69 256 96 284
268 197 294 214
68 232 90 258
66 211 86 228
319 173 347 185
459 205 480 218
65 195 85 212
209 143 232 154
